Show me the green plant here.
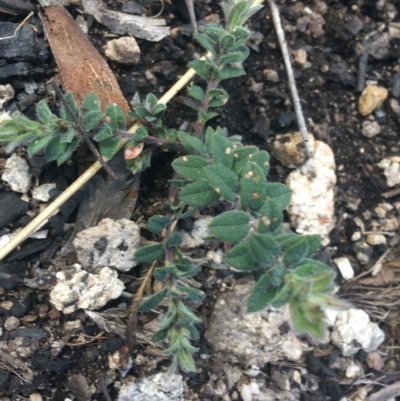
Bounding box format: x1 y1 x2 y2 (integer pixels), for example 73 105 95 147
0 0 341 374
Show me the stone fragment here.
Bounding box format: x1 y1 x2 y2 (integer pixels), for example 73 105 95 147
333 257 354 280
4 316 20 331
366 351 384 370
286 140 336 245
353 241 372 264
117 373 183 401
32 183 56 202
330 309 385 356
0 190 28 229
366 233 386 246
49 264 124 314
73 218 140 272
293 49 307 66
263 69 279 82
308 13 325 37
345 15 363 35
104 36 141 64
0 84 14 109
205 279 307 367
1 154 32 193
345 362 361 378
377 157 400 187
181 216 213 248
361 120 381 138
271 132 316 168
368 32 390 60
392 71 400 98
358 85 388 116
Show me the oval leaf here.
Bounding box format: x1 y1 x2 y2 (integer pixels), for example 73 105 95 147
247 273 279 312
223 240 259 271
138 287 168 312
172 155 208 180
179 180 219 206
134 243 165 263
205 163 239 202
208 211 249 242
249 233 281 265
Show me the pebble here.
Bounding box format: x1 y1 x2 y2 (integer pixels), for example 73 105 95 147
354 241 372 264
0 84 15 109
29 394 42 401
104 36 141 64
263 69 279 82
32 183 56 202
271 131 316 168
4 316 20 331
366 233 386 246
393 72 400 98
345 15 363 35
1 154 32 193
345 362 361 378
390 98 400 116
368 32 390 60
377 157 400 187
358 85 388 116
361 120 381 138
333 257 354 280
293 49 307 66
366 351 384 370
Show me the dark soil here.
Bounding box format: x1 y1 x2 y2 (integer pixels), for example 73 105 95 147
1 0 400 400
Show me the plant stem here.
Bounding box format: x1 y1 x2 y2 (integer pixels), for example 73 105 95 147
51 82 119 179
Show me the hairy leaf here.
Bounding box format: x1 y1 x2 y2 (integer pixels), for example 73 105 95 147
36 100 55 124
204 163 239 202
151 327 170 342
223 240 259 271
27 135 53 156
208 210 249 242
270 283 291 308
179 180 219 206
56 137 80 165
249 233 281 265
172 155 208 180
154 265 175 281
251 150 270 175
188 60 211 80
99 137 120 159
0 120 22 140
138 287 168 312
59 127 76 143
177 131 207 156
266 183 291 210
258 198 283 233
187 85 206 102
220 48 249 64
105 103 126 130
60 93 79 123
94 124 113 142
176 286 206 302
247 273 278 312
148 215 170 234
165 232 183 248
83 110 103 131
134 243 165 263
240 161 267 211
45 137 66 161
219 66 245 81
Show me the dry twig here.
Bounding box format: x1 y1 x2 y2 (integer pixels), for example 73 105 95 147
367 381 400 401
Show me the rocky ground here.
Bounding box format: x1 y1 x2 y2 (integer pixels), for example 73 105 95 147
1 0 400 400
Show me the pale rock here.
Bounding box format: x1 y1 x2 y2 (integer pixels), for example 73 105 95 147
181 216 213 248
345 362 361 378
2 154 32 193
73 218 140 272
4 316 20 331
368 32 390 60
366 351 384 370
117 373 183 401
330 309 385 356
351 231 362 242
32 183 56 202
377 157 400 187
272 132 316 168
308 12 325 37
292 49 307 66
205 279 307 366
263 69 279 82
390 98 400 115
361 120 381 138
358 85 388 116
366 233 386 246
50 264 124 314
0 84 14 109
104 36 141 64
29 394 42 401
333 257 354 280
239 383 253 401
324 308 339 327
0 111 11 123
286 140 336 245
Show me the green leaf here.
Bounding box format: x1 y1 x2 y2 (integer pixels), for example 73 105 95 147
204 163 239 202
36 100 55 124
169 179 192 188
83 110 103 131
177 348 196 372
83 93 101 113
204 23 225 42
231 26 251 45
134 243 165 263
187 325 200 340
251 150 270 175
12 112 40 131
149 215 170 234
270 283 291 308
99 137 120 159
177 131 207 156
179 180 219 206
207 129 234 168
172 155 208 180
27 135 53 156
283 237 311 266
232 146 258 175
94 124 113 142
258 198 283 233
223 240 259 271
247 273 278 312
198 109 218 124
266 183 291 210
105 103 126 130
4 132 37 153
56 137 80 165
59 127 76 143
176 286 206 302
188 59 211 80
188 85 206 102
294 259 332 277
145 93 159 109
208 211 249 242
240 162 268 211
219 66 245 81
269 262 287 287
45 137 66 161
220 48 250 64
220 34 235 52
195 32 216 54
249 233 281 265
138 287 168 312
60 93 79 123
152 327 170 342
165 232 183 248
208 88 229 108
154 265 175 281
0 120 22 140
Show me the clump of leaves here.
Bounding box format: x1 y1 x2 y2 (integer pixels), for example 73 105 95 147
0 93 127 165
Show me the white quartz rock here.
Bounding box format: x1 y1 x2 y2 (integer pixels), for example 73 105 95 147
205 279 307 367
333 257 354 280
2 154 32 193
32 183 57 202
117 373 183 401
286 140 336 245
181 216 213 248
104 36 141 64
330 309 385 356
0 84 14 109
73 218 140 272
50 264 124 314
377 157 400 187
